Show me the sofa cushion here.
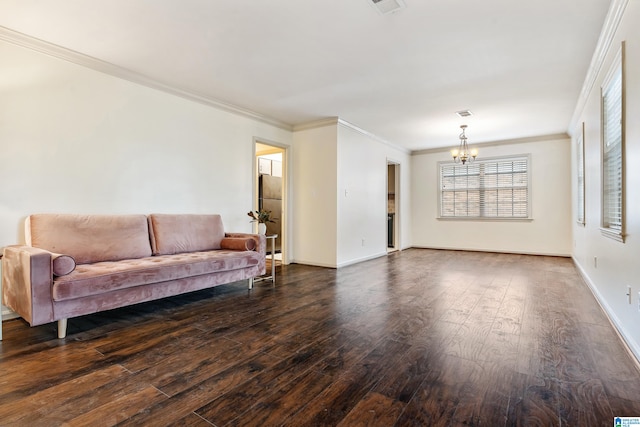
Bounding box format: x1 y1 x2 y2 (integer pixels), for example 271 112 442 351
27 214 152 264
148 214 225 255
51 250 261 301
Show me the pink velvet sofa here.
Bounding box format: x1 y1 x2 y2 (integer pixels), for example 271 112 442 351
2 213 265 338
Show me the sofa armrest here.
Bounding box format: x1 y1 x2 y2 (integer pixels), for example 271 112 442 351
2 245 55 326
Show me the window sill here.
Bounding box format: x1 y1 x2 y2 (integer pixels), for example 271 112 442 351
600 227 624 243
437 217 533 222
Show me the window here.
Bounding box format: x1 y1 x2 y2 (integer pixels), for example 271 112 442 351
439 155 530 219
576 122 585 225
600 43 624 242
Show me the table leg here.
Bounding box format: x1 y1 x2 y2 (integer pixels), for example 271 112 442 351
271 236 276 285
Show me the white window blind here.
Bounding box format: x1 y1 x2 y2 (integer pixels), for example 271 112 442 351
601 45 624 241
440 156 529 219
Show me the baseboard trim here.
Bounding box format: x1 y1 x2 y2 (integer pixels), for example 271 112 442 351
1 306 18 320
291 251 389 269
572 257 640 373
289 260 337 269
336 252 387 268
410 245 571 258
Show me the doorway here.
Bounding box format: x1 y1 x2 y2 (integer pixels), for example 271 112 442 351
387 161 399 252
255 141 287 265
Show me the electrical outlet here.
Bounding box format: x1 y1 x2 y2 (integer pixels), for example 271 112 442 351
627 286 632 304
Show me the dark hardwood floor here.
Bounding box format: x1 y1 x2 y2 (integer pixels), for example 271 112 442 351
1 248 640 426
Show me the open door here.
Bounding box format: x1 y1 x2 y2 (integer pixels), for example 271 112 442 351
255 141 287 264
387 161 399 252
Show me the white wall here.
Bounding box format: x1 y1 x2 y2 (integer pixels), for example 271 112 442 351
291 124 338 267
336 122 411 267
572 0 640 360
0 39 292 243
411 136 572 256
290 120 411 268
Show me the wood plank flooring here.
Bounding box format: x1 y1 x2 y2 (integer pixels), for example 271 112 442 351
1 248 640 426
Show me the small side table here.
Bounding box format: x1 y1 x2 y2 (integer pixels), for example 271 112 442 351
254 234 277 286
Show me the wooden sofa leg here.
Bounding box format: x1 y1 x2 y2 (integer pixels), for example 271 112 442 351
248 277 254 290
58 319 67 339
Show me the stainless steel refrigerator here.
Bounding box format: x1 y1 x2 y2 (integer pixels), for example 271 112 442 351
259 174 282 254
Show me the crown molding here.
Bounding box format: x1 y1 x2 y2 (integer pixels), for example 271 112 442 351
292 117 340 132
568 0 628 134
292 117 411 154
0 26 293 131
337 119 411 154
411 132 569 156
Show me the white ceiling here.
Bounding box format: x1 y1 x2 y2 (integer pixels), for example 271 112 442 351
0 0 612 151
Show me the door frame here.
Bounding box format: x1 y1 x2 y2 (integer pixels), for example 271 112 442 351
254 137 289 265
386 159 400 252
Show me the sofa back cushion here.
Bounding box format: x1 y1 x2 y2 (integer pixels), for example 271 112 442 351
148 214 225 255
26 214 152 264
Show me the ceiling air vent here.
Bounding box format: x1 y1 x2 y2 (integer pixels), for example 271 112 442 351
456 110 473 118
370 0 406 15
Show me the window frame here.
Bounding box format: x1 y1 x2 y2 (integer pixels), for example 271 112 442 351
600 42 625 242
576 122 586 226
437 154 532 221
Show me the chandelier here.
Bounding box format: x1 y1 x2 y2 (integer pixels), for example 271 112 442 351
451 124 477 164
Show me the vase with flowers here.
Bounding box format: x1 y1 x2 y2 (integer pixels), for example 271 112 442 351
247 209 275 234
